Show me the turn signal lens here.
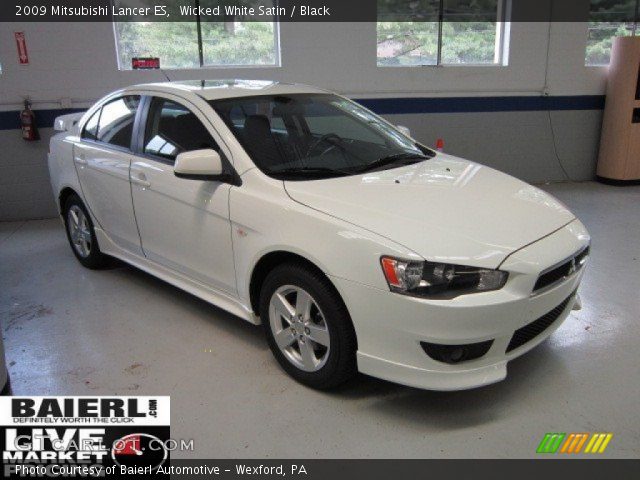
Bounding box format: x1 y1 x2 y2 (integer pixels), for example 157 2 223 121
380 257 424 291
380 256 508 298
381 257 401 287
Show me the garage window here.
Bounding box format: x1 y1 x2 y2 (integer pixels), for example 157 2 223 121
377 0 509 66
586 0 639 65
113 2 280 70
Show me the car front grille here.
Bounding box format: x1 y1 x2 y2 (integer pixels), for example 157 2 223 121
533 246 589 294
505 291 576 353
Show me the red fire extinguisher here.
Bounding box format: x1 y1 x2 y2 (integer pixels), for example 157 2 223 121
20 100 39 141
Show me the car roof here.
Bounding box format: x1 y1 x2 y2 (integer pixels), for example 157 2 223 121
127 79 329 101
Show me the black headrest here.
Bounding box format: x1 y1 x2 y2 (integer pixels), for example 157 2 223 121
244 115 272 138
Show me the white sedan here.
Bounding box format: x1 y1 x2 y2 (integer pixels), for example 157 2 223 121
48 80 590 391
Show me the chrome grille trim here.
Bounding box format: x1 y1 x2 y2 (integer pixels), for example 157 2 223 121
531 244 590 295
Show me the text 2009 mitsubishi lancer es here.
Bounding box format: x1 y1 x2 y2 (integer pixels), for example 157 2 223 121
48 80 590 391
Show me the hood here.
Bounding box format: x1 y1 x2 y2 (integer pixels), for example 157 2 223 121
284 154 575 269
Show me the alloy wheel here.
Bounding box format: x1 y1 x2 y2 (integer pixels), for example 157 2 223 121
67 205 92 258
268 285 331 372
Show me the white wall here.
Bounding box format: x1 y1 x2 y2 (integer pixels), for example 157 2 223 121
0 21 608 109
0 20 610 220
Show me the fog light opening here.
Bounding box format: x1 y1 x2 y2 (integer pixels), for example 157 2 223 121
420 340 494 365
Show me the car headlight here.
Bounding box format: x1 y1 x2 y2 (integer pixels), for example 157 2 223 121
380 256 508 298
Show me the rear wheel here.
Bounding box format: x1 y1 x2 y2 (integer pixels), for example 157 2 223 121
63 194 107 269
260 263 357 389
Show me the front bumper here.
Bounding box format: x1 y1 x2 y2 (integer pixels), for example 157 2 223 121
331 219 590 391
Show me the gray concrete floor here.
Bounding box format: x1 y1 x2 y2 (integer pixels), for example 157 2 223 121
1 181 638 458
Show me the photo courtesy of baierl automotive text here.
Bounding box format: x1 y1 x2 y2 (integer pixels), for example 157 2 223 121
0 0 638 478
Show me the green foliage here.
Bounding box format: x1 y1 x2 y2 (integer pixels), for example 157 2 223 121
589 0 637 20
377 22 438 65
585 23 633 65
115 21 276 69
377 1 639 66
441 22 497 64
115 0 639 69
201 22 275 66
376 1 501 64
115 22 199 69
376 21 498 65
586 0 638 64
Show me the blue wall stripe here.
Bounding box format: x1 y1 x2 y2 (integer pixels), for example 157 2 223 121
356 95 606 115
0 95 605 131
0 108 85 131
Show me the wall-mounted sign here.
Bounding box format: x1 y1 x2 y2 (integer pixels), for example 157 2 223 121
132 57 161 69
15 32 29 65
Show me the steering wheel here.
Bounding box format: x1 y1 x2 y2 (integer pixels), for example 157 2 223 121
305 133 347 158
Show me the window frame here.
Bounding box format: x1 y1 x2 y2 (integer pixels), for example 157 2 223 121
377 0 510 67
112 18 281 71
80 95 142 154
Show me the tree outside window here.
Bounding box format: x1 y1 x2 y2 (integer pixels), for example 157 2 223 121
113 1 279 70
377 0 508 66
586 0 638 65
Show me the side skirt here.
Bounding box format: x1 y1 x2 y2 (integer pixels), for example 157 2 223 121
94 227 260 325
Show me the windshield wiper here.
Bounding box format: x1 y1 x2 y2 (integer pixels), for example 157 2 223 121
353 152 431 173
270 167 353 178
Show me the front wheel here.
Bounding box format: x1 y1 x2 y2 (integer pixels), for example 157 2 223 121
63 194 107 269
260 263 357 389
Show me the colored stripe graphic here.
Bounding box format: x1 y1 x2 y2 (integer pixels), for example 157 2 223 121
538 432 613 454
536 433 566 453
559 433 589 453
584 433 613 454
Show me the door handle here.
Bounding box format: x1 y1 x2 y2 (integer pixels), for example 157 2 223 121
74 154 87 165
131 172 151 188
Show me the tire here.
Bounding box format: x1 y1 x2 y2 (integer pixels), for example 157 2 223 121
63 194 108 269
260 262 357 389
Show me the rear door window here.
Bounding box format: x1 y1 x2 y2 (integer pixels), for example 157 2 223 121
96 96 140 149
81 109 100 141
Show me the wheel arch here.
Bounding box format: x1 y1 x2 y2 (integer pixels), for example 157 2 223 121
249 251 355 342
58 186 79 214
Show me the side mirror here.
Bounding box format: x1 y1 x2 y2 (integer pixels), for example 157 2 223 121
396 125 411 137
174 149 224 181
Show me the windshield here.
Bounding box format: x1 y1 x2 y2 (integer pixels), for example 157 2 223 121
210 94 433 180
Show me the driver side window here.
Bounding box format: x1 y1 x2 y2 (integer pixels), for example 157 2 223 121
144 98 219 163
